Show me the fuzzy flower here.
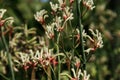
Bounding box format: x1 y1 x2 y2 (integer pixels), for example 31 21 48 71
39 37 46 46
0 9 7 19
50 2 59 12
89 29 103 48
29 49 43 62
83 29 103 53
54 16 63 32
45 23 55 39
81 70 90 80
82 0 95 10
58 0 65 8
16 46 55 69
34 9 48 24
71 68 90 80
19 52 30 66
74 57 81 68
82 29 94 42
63 7 74 20
71 68 82 80
43 46 53 58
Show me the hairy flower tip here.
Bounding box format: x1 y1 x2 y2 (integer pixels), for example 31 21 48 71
74 57 80 68
50 2 59 12
81 70 90 80
39 37 46 46
58 0 66 8
71 68 90 80
34 9 48 24
71 68 82 80
63 7 74 20
82 0 95 10
19 52 30 66
45 23 55 39
54 16 63 31
0 9 7 19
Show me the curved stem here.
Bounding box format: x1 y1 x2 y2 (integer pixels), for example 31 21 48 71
1 27 15 80
76 0 86 70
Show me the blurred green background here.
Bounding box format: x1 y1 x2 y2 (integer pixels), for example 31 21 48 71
0 0 120 80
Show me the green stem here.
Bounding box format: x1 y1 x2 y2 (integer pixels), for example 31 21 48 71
57 33 61 80
1 27 15 80
76 0 86 70
49 64 57 80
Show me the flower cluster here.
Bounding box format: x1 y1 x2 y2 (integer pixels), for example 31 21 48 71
75 28 103 53
0 0 103 80
84 29 103 53
34 0 74 39
14 46 58 70
9 25 38 52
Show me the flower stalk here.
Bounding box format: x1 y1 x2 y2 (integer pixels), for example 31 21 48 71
76 0 86 70
57 33 61 80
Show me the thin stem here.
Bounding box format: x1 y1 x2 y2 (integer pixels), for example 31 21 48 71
49 64 57 80
1 27 15 80
57 33 61 80
76 0 86 70
68 20 75 56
